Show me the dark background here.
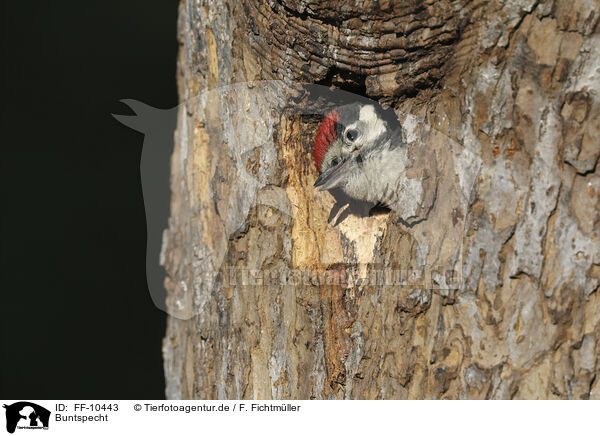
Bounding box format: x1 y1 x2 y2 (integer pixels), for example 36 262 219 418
1 1 178 397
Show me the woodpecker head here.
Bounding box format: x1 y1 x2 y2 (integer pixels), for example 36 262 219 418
313 103 389 191
313 103 388 173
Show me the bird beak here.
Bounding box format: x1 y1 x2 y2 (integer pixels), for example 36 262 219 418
314 155 355 191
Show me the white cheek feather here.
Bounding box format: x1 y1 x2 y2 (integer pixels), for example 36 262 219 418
345 145 405 202
359 105 386 144
343 145 422 217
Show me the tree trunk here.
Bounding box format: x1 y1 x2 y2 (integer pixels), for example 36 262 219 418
162 0 600 399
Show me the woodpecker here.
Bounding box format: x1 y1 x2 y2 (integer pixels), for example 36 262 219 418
313 103 423 221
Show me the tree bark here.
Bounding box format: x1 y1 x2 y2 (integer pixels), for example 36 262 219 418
162 0 600 399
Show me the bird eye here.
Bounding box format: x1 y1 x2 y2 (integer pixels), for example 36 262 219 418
345 129 359 142
331 157 341 166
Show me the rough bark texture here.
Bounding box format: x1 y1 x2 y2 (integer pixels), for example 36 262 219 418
162 0 600 399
